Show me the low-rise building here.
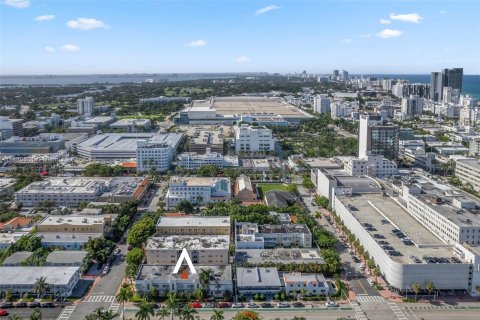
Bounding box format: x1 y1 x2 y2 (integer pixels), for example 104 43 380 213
2 251 33 266
45 251 87 266
0 232 27 249
455 158 480 192
176 148 239 170
110 119 151 132
235 222 312 249
283 272 331 296
343 155 397 178
145 235 229 266
0 266 81 298
0 134 65 155
136 134 185 172
136 265 232 298
156 216 230 236
233 174 257 202
236 267 282 295
0 217 33 232
38 233 102 250
165 177 231 209
0 178 15 197
189 129 224 154
36 215 110 234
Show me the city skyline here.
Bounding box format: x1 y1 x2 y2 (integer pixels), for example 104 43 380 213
1 0 479 75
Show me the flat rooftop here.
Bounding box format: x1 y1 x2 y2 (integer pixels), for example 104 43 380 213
191 96 312 119
146 235 229 250
39 215 105 227
38 233 102 243
78 133 181 153
46 251 87 264
110 119 151 127
338 193 459 264
169 176 228 186
236 267 281 288
0 267 79 285
258 224 310 234
283 272 327 283
236 248 325 265
304 158 341 169
16 177 112 194
2 251 33 265
84 116 115 124
137 264 231 281
157 216 230 228
191 130 223 145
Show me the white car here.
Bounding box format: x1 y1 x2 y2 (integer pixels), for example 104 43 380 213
325 301 339 307
277 302 290 308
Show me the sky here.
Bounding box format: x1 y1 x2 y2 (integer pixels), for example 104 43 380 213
1 0 479 75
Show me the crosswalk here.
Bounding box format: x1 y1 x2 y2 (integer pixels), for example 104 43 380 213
57 305 76 320
388 302 408 320
350 301 368 320
356 295 385 303
85 295 116 303
109 302 121 314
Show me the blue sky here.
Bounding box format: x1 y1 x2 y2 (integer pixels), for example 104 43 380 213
1 0 479 75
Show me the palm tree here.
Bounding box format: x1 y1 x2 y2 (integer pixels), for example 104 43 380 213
156 308 170 320
135 300 154 320
100 310 118 320
29 308 42 320
165 292 178 320
425 281 435 298
180 306 197 320
8 315 22 320
199 268 213 295
210 309 225 320
116 285 133 320
373 268 381 284
33 276 49 299
412 282 421 301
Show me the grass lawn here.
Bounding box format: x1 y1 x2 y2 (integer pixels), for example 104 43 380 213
256 183 290 198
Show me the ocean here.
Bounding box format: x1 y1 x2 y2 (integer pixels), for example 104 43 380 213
1 73 479 98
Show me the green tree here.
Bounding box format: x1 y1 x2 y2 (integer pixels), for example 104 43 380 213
179 306 197 320
425 281 435 297
197 164 218 177
156 308 170 320
232 311 261 320
412 282 421 301
8 315 22 320
165 292 178 320
210 309 225 320
83 237 114 264
29 308 42 320
127 215 157 247
174 200 194 214
33 276 49 299
199 268 213 295
135 300 154 320
5 288 12 302
116 284 133 320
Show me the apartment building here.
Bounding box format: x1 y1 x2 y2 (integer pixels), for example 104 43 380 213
455 159 480 192
176 148 239 170
235 222 312 249
358 114 399 160
234 124 275 153
343 155 397 178
145 235 229 265
156 216 231 236
283 272 331 296
36 215 110 234
165 176 231 208
236 267 282 295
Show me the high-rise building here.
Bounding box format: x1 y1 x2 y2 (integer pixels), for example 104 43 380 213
332 70 339 79
77 97 94 115
401 95 424 116
430 68 463 102
358 114 399 160
341 70 349 81
313 94 331 114
443 87 460 104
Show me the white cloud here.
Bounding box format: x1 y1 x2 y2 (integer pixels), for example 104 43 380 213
236 56 250 63
61 44 80 52
379 19 391 25
34 15 55 22
389 13 422 23
44 46 55 53
2 0 30 9
186 39 207 47
66 18 108 30
342 38 352 43
376 29 403 39
256 5 279 15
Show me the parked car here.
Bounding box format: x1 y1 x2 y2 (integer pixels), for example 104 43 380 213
102 265 109 275
114 248 121 255
203 302 214 308
325 301 339 307
40 302 55 308
292 302 305 308
261 302 274 308
216 302 230 308
0 310 8 317
0 303 12 309
246 303 259 308
367 279 374 286
14 302 27 308
232 303 244 308
28 302 40 308
277 302 290 308
189 302 202 309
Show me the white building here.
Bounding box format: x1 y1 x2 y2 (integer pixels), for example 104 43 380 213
455 159 480 192
0 267 81 298
156 216 230 236
234 124 275 153
236 267 282 295
459 107 480 127
165 177 231 208
401 95 424 117
283 272 331 296
110 118 151 133
235 222 312 249
443 87 460 104
330 102 350 119
313 95 331 114
77 97 94 115
343 155 397 177
145 235 229 265
358 114 399 160
176 148 239 170
136 265 232 298
137 140 173 173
